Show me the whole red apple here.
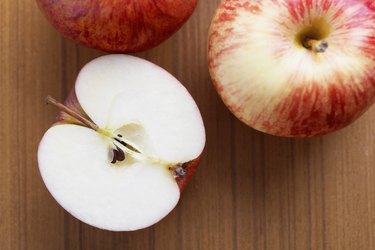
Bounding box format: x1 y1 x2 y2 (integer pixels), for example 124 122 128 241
36 0 198 53
208 0 375 137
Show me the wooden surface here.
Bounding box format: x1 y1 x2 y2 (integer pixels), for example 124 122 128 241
1 1 375 249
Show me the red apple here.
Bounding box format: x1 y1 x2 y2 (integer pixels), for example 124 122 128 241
36 0 198 53
208 0 375 137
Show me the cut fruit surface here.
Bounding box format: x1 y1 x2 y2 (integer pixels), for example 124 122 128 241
38 55 205 231
76 55 205 163
39 125 180 231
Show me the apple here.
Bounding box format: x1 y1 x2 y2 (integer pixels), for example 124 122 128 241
35 0 198 53
38 55 205 231
208 0 375 137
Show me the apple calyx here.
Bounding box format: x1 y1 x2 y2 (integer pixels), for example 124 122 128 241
303 38 328 53
45 95 186 177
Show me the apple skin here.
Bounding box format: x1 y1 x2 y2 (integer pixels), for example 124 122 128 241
208 0 375 137
36 0 198 53
175 156 201 191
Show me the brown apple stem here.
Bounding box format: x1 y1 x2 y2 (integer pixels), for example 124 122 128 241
45 95 99 131
303 38 328 53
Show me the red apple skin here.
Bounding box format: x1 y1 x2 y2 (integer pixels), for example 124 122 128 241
36 0 198 53
175 156 201 191
208 0 375 137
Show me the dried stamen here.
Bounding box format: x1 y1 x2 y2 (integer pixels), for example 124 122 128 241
175 166 186 176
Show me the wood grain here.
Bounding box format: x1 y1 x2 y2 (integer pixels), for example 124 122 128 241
1 1 375 249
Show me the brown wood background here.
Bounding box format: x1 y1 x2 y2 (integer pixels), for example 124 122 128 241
1 1 375 249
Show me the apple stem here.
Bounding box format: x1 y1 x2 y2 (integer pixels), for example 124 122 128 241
303 38 328 53
45 95 99 131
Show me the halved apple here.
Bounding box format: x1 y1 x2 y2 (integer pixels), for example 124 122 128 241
38 55 205 231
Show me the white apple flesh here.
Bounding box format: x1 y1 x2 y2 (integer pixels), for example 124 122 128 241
208 0 375 137
38 55 205 231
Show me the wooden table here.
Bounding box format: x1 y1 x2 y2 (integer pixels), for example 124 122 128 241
1 1 375 249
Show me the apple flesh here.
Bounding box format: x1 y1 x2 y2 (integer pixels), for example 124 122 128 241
208 0 375 137
38 55 205 231
36 0 198 53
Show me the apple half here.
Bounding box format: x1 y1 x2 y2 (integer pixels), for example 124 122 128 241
208 0 375 137
38 55 205 231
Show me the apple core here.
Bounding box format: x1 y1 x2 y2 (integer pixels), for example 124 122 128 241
46 96 185 175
